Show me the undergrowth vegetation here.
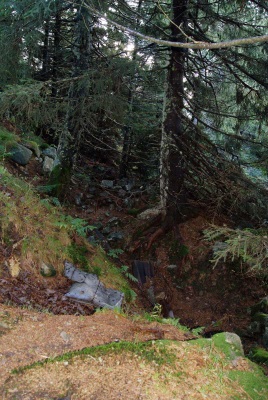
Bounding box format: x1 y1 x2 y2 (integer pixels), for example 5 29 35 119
0 165 134 300
0 126 19 159
0 165 71 273
204 225 268 275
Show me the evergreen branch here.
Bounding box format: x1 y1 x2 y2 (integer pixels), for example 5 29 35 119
84 4 268 50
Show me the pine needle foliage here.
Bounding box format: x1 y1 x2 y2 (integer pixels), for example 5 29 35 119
0 82 62 131
204 225 268 274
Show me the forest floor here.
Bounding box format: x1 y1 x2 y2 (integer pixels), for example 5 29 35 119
2 302 267 400
2 157 267 347
1 156 268 398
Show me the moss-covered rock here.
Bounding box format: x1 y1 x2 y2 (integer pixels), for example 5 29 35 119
8 143 33 165
22 140 41 158
212 332 244 359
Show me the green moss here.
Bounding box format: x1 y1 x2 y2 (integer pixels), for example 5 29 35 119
12 340 176 375
21 131 45 147
229 369 268 400
89 250 137 303
250 347 268 365
188 336 268 399
211 332 244 359
121 285 137 302
192 333 244 361
0 127 19 143
22 140 40 157
0 126 19 159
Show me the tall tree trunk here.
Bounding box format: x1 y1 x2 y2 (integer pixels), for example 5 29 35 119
51 3 62 97
160 0 188 228
41 19 50 80
119 0 143 179
51 1 92 197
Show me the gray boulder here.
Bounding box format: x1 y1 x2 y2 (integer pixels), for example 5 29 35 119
42 146 57 159
212 332 244 360
9 144 33 165
22 141 41 158
64 261 124 309
43 156 54 173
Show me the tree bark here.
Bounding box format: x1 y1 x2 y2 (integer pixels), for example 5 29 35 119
41 19 50 80
160 0 188 228
52 1 93 197
119 0 143 179
51 5 62 97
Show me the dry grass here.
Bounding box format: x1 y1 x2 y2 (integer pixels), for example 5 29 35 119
2 336 266 399
0 164 133 300
0 165 72 274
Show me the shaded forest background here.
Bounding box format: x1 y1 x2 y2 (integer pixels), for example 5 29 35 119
0 0 267 271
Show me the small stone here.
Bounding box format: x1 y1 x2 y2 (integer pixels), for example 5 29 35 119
42 146 57 159
0 322 9 329
107 217 119 226
60 331 71 342
8 388 18 393
118 189 127 197
88 187 97 194
75 193 83 206
43 156 54 173
40 262 56 277
167 264 178 271
102 226 112 234
107 231 124 241
100 192 109 198
167 265 178 275
101 180 114 188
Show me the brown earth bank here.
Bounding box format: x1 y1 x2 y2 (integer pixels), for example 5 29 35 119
2 157 268 354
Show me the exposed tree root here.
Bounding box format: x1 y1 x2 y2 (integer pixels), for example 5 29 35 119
146 227 166 250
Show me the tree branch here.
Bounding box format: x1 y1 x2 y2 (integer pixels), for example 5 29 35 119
85 4 268 50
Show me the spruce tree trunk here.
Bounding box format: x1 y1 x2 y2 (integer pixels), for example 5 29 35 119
51 5 62 97
160 0 188 228
41 19 50 80
119 0 143 179
52 1 92 197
